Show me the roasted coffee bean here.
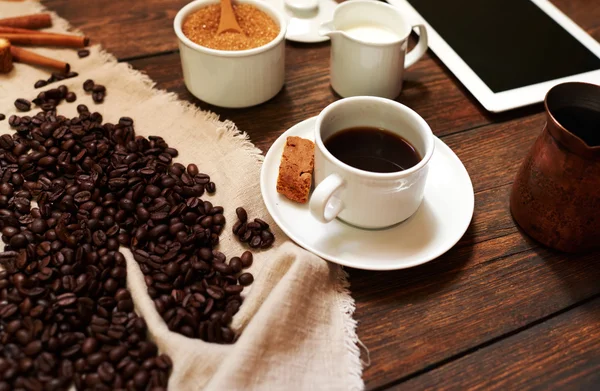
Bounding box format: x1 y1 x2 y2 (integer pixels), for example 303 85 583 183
134 370 150 388
97 361 115 383
92 84 106 93
212 250 226 263
238 273 254 286
8 114 19 126
232 221 243 235
23 340 43 356
77 49 90 58
224 285 243 295
240 251 253 268
34 80 48 89
87 351 108 368
9 233 28 249
206 285 225 300
247 222 261 230
249 235 262 248
109 345 127 363
254 218 269 229
58 85 68 98
229 257 243 273
30 218 48 234
0 114 4 121
57 292 77 306
187 163 199 176
213 213 225 225
205 181 216 193
65 92 77 103
92 92 105 103
213 263 232 275
82 337 99 355
14 98 31 112
83 79 95 91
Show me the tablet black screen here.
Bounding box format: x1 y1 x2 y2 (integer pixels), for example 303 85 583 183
405 0 600 92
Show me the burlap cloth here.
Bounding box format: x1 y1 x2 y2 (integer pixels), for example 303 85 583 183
0 1 364 389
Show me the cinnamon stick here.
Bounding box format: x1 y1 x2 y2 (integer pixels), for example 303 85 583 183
10 46 70 73
0 14 52 30
0 39 12 73
0 27 89 46
0 26 73 37
0 33 88 48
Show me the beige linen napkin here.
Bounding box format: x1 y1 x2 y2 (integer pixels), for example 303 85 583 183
0 1 363 390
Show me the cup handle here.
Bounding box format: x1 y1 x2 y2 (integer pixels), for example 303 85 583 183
404 24 428 69
309 173 345 223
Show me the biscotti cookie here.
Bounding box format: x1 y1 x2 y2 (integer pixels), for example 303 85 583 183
276 136 315 203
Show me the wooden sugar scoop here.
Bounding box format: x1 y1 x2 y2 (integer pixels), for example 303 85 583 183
0 39 70 73
216 0 244 35
0 39 12 72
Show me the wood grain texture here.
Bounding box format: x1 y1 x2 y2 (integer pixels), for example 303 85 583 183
353 240 600 389
33 0 600 390
43 0 187 59
391 298 600 391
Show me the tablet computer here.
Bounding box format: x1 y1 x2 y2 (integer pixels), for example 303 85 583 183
387 0 600 112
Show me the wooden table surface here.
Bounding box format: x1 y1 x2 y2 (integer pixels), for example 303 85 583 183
43 0 600 389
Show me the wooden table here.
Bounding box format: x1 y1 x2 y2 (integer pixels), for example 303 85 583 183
43 0 600 389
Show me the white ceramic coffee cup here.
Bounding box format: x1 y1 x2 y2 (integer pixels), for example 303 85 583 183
174 0 287 108
319 0 428 99
309 97 435 229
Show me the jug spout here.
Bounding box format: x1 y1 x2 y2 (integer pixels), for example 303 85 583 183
318 21 340 38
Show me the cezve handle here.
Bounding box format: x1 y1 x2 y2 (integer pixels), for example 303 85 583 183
309 173 345 223
404 24 428 68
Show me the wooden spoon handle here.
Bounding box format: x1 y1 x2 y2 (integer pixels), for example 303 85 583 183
217 0 243 35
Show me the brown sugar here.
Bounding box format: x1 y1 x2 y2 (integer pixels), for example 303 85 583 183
182 4 279 51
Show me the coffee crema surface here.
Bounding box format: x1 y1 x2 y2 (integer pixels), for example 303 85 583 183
182 4 279 51
324 127 421 173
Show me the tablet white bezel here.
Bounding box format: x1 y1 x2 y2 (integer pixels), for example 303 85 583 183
387 0 600 112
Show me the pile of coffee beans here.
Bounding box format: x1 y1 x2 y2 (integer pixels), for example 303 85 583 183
232 207 275 249
0 241 171 390
34 71 80 89
82 79 106 104
0 93 262 387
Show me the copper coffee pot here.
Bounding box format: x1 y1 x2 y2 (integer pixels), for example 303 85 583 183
511 82 600 253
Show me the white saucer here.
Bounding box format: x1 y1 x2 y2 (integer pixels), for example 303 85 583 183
261 0 338 43
260 117 474 270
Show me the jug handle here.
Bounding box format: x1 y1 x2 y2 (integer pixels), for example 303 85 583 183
404 24 428 68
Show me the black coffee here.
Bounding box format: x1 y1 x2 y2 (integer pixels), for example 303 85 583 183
552 106 600 147
324 127 421 173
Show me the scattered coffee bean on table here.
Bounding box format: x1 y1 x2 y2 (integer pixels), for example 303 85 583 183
34 80 48 89
30 85 77 112
13 98 31 112
65 92 77 103
83 79 95 92
78 49 90 58
36 71 79 89
82 79 107 103
232 207 275 248
0 114 4 121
